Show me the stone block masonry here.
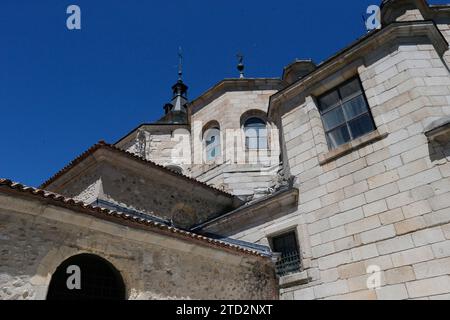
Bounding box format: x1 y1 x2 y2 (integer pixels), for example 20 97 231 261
0 192 278 300
205 20 450 299
275 40 450 299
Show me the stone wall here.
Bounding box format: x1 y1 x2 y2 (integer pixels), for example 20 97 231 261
44 148 236 229
285 39 450 299
118 125 192 174
0 193 278 300
190 89 281 199
205 37 450 299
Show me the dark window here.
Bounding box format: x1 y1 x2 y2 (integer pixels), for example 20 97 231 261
271 231 301 277
166 165 183 174
46 254 125 300
318 78 376 150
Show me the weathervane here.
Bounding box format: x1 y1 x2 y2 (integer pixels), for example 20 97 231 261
237 53 244 79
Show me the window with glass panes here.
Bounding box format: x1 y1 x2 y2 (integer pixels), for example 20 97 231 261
244 117 268 150
317 78 376 150
204 127 221 161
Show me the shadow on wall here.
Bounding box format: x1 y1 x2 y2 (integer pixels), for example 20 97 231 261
428 140 450 163
46 253 126 300
426 116 450 163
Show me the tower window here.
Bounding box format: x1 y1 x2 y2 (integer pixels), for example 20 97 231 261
204 127 221 161
244 117 268 150
318 78 375 150
270 231 301 277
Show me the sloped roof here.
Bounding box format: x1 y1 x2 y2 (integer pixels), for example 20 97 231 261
0 179 268 258
192 187 299 232
269 20 449 115
188 78 283 114
114 123 189 147
40 141 233 197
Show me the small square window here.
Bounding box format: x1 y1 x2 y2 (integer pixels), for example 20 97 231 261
270 231 301 277
318 78 376 150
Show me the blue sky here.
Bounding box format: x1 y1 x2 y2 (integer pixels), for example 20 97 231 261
0 0 444 186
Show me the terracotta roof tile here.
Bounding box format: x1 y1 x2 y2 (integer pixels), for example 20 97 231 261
0 179 267 258
39 141 233 197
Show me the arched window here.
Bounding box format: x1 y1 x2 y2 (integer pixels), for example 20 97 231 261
204 127 221 161
244 117 267 150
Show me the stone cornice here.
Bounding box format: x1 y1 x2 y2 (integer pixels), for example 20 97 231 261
40 141 235 198
192 187 299 232
268 20 449 116
114 123 190 147
188 78 283 115
0 179 269 261
382 0 450 24
424 115 450 143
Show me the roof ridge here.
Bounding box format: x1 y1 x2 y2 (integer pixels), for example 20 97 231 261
39 141 234 197
0 178 267 258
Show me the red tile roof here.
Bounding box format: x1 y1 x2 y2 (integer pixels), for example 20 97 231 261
39 141 233 197
0 178 267 258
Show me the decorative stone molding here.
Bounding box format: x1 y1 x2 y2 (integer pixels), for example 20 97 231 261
269 21 449 116
318 129 389 166
279 271 310 289
189 79 283 114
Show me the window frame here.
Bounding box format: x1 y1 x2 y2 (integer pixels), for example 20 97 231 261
269 230 302 277
243 117 268 151
203 126 221 161
317 77 376 150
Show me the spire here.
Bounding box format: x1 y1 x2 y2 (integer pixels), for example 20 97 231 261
178 46 183 81
168 47 188 113
237 53 245 79
158 48 189 124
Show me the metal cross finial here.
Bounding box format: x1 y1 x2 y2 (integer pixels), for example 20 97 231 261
178 46 183 81
237 53 244 79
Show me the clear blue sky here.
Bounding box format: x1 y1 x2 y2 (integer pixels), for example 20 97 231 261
0 0 444 186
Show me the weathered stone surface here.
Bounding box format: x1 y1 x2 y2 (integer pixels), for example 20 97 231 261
203 28 450 300
6 0 450 302
413 257 450 279
43 148 235 229
406 276 450 298
0 200 277 300
385 266 416 285
391 246 435 267
376 284 409 300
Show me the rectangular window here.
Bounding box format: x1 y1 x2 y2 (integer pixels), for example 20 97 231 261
270 231 301 277
318 78 376 150
245 128 268 150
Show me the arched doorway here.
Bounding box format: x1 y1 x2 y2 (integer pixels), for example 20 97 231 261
46 254 126 300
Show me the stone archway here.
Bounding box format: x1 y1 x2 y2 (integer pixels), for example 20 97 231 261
46 253 126 300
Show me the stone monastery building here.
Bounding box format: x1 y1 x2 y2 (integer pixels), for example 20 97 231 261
2 0 450 300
